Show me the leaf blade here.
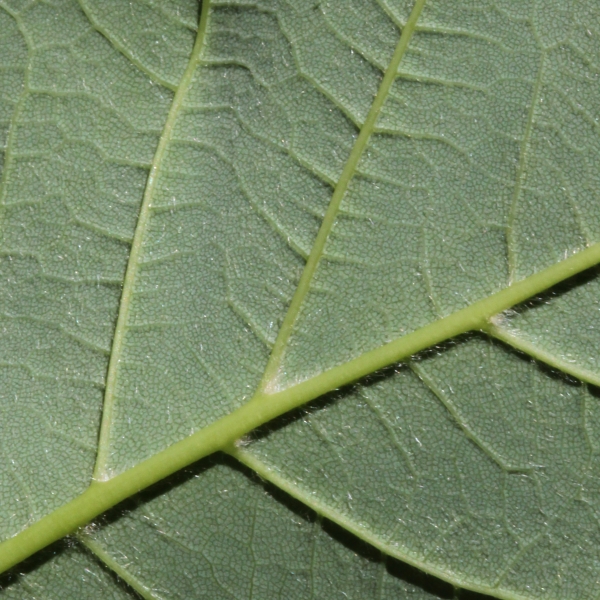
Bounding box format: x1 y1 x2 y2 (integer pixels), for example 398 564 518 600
1 1 600 598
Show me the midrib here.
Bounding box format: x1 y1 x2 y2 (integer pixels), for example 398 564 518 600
1 239 599 575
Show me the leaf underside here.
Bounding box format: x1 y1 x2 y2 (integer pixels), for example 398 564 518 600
0 0 600 599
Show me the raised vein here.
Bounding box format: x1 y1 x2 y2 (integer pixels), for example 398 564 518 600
506 52 546 283
0 8 31 217
92 0 211 480
77 0 178 92
1 242 600 576
257 0 427 391
77 533 159 600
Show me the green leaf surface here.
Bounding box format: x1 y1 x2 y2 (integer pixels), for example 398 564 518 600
0 0 599 598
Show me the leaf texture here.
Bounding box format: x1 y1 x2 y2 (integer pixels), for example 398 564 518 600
0 0 600 598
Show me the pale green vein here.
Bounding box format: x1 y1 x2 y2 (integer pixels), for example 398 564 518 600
256 0 427 393
2 0 600 584
486 322 600 388
374 0 404 31
1 242 599 576
409 362 528 473
92 0 211 481
228 447 525 600
1 313 110 356
67 216 134 245
361 390 418 478
77 533 161 600
0 15 30 214
321 14 387 73
506 52 546 284
77 0 178 92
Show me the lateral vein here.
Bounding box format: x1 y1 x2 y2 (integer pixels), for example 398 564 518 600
256 0 428 393
92 0 212 480
506 52 546 283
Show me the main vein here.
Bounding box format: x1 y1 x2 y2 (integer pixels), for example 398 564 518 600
92 0 211 480
2 239 599 576
257 0 427 392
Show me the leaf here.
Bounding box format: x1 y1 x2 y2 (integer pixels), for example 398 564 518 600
0 0 599 598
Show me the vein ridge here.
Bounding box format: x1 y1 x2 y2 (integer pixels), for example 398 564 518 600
0 240 599 576
506 51 546 283
76 0 179 92
77 534 161 600
92 1 212 481
256 0 428 393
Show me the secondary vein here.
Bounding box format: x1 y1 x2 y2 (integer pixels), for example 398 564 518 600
256 0 428 393
92 0 212 480
506 51 546 284
4 0 600 582
77 0 179 92
77 533 161 600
